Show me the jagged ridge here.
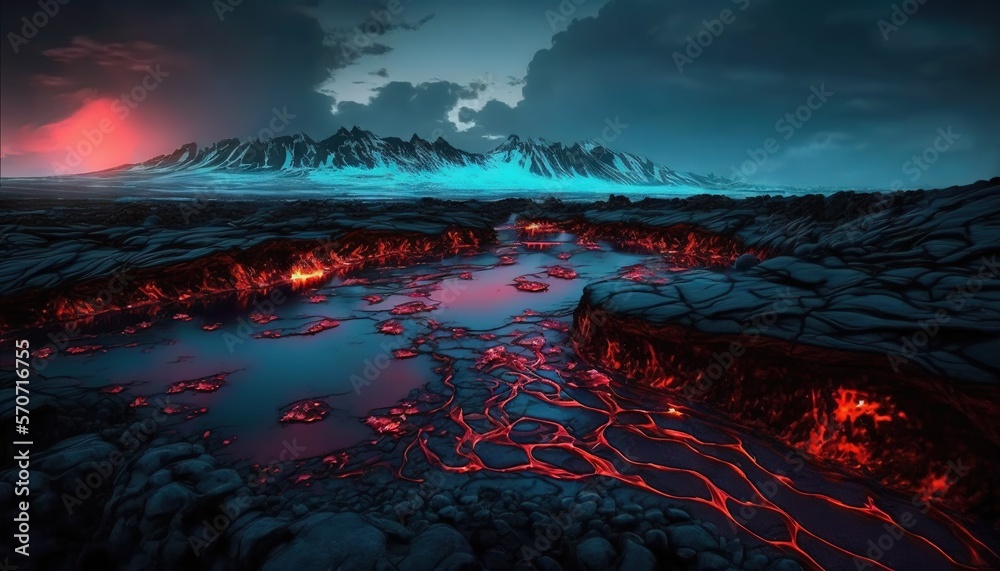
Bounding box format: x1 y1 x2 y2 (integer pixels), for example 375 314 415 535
125 127 737 188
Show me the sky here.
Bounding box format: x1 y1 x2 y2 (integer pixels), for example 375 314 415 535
1 0 997 188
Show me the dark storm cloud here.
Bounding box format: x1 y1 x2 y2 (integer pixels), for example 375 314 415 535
469 0 999 187
0 0 349 176
2 0 997 185
321 3 435 70
335 80 467 139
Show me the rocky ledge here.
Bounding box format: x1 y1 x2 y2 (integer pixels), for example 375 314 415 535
571 179 1000 517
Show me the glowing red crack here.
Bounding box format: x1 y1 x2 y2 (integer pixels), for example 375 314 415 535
476 345 529 371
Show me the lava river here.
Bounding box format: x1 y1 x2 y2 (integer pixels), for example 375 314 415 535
19 221 1000 571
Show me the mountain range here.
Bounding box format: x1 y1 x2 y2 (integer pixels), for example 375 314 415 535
122 127 738 189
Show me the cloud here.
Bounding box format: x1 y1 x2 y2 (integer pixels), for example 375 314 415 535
334 80 466 137
468 0 1000 186
1 0 343 175
396 13 436 31
42 37 174 72
32 74 75 89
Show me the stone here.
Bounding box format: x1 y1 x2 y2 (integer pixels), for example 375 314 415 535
695 551 731 571
263 512 386 571
643 508 663 523
398 524 476 571
665 508 691 522
610 513 637 527
195 469 243 496
234 517 288 561
367 515 416 541
768 559 804 571
535 555 564 571
430 493 454 510
575 537 616 571
144 482 195 518
574 500 598 520
598 497 616 516
668 524 719 553
642 529 669 555
744 553 769 570
618 541 656 571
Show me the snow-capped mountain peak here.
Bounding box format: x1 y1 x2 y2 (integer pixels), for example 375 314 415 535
121 128 739 189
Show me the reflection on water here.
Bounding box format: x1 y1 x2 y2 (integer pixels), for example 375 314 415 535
39 225 645 461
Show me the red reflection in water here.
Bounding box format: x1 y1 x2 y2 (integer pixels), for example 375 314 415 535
390 301 436 315
547 265 578 280
378 320 404 335
280 400 332 424
393 348 420 359
165 372 228 394
513 278 550 292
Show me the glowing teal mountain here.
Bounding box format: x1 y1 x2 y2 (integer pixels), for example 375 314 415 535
122 127 741 191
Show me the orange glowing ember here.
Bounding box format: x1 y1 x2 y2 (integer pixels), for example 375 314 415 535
290 268 326 284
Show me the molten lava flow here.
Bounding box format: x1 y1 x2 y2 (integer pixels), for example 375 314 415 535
309 317 999 571
801 388 898 469
6 226 491 331
517 218 761 270
571 302 1000 519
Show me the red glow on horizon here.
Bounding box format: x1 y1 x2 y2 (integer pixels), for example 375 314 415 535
0 95 177 177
